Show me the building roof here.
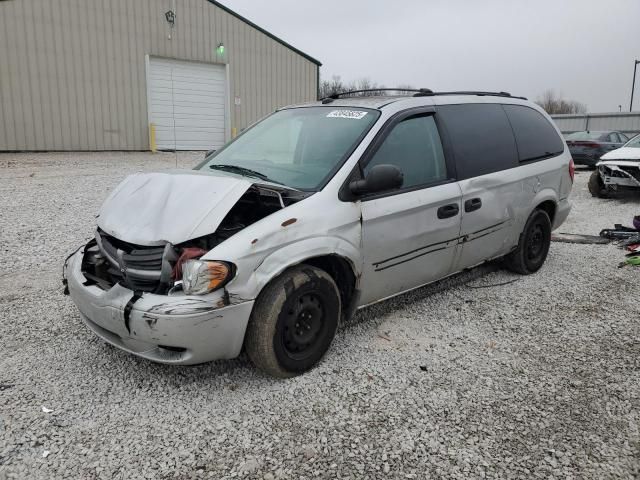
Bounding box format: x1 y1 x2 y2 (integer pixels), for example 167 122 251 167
208 1 322 66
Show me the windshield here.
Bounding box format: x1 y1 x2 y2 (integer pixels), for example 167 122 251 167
623 134 640 148
197 107 380 190
565 131 606 141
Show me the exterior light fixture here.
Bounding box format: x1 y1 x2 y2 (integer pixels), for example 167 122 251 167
165 10 176 28
217 43 225 55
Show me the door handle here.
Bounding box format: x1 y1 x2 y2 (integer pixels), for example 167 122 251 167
464 198 482 212
437 203 460 219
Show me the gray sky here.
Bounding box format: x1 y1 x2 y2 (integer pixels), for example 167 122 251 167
221 0 640 112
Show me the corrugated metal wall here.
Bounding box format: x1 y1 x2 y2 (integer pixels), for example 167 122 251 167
0 0 319 151
551 112 640 136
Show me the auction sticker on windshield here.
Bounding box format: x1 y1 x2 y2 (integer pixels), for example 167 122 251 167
326 110 368 120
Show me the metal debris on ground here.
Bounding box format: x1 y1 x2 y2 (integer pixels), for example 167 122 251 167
602 220 640 266
465 278 521 289
551 233 611 245
599 224 640 241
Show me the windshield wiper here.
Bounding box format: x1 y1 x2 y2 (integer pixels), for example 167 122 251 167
208 164 270 181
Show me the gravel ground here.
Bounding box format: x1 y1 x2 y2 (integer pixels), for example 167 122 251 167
0 155 639 479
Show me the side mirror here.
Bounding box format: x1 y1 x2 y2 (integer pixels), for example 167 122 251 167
349 164 403 195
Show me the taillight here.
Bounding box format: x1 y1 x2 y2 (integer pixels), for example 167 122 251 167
569 158 575 183
577 141 600 149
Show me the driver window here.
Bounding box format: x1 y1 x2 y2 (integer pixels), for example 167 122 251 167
364 115 447 189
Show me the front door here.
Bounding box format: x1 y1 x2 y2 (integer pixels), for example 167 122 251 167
358 112 462 305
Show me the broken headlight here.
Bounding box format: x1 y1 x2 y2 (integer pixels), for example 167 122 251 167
182 260 232 295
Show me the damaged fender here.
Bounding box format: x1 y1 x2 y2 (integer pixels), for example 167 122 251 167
201 196 364 305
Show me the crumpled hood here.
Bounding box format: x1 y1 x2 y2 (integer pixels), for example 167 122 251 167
600 147 640 161
98 170 253 246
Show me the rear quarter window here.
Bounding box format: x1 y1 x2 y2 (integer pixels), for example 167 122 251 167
502 105 564 162
436 103 518 180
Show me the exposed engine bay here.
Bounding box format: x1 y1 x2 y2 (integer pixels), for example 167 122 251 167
80 185 308 294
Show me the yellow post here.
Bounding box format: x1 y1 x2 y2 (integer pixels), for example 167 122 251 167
149 123 157 153
231 127 237 139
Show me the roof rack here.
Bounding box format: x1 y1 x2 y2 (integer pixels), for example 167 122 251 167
418 91 527 100
320 88 527 103
321 88 432 103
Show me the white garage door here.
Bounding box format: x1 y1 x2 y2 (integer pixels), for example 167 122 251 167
147 57 227 151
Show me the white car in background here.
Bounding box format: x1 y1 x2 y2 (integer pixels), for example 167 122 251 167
589 134 640 197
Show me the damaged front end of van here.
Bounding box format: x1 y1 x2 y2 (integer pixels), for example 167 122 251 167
63 104 378 375
63 169 313 365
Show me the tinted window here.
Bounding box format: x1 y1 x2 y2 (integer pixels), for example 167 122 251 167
607 133 619 143
619 133 629 142
503 105 565 162
364 115 447 189
437 104 518 179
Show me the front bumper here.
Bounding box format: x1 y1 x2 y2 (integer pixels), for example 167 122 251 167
598 164 640 189
65 250 254 365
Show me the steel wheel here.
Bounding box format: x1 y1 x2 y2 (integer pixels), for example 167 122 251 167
245 265 341 377
504 209 552 275
282 293 325 360
526 223 545 263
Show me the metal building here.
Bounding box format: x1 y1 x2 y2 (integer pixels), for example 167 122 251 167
551 112 640 137
0 0 321 151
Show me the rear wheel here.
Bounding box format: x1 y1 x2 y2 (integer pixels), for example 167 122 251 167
504 209 552 275
245 265 341 378
588 170 608 197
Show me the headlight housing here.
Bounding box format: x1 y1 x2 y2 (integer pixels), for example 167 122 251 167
181 260 233 295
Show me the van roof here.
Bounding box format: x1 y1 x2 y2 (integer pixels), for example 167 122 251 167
290 90 529 110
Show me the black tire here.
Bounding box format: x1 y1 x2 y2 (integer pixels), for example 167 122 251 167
245 265 341 378
588 170 608 198
504 209 552 275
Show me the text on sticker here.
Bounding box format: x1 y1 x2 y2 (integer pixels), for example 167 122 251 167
326 110 368 120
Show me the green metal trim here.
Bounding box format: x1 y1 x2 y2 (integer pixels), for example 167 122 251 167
205 0 322 66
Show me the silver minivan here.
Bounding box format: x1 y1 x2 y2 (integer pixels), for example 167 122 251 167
64 90 573 377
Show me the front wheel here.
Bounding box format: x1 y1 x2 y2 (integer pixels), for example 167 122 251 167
588 170 608 197
245 265 341 378
504 209 552 275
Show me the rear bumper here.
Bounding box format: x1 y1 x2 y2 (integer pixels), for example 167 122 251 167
553 198 571 230
65 250 254 365
571 154 599 166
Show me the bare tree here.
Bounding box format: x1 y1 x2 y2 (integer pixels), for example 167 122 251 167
319 75 396 98
318 75 345 99
536 90 587 114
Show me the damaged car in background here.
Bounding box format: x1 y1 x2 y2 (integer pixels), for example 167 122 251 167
588 133 640 198
64 89 572 377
